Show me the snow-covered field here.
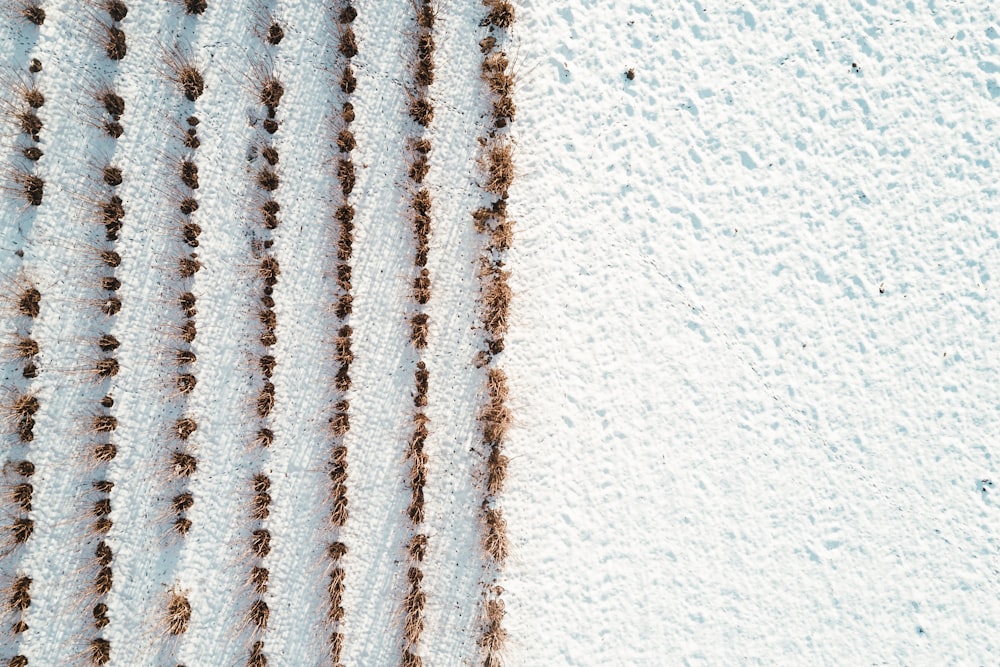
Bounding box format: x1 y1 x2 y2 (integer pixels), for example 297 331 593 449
0 0 998 666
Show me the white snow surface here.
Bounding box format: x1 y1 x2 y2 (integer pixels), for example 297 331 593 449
0 0 997 666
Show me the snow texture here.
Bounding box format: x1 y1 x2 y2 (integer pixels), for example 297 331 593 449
0 0 997 666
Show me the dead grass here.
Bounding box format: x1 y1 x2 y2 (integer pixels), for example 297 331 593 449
408 533 427 561
327 541 347 561
164 47 204 101
171 450 197 477
9 482 32 511
410 313 429 348
247 598 269 630
487 448 508 495
330 487 348 526
337 159 355 195
7 576 30 612
93 601 108 628
14 0 44 25
165 589 191 635
339 27 358 58
482 508 509 564
89 638 110 666
250 529 270 558
482 0 514 28
249 566 268 594
409 96 434 127
340 65 356 94
480 262 512 339
103 25 127 61
327 399 348 436
483 141 514 196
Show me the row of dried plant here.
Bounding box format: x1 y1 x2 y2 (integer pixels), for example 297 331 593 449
321 6 359 666
473 3 517 666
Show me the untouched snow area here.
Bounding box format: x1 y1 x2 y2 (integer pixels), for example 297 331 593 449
0 0 997 666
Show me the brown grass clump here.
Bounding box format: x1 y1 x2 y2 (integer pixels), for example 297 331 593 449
482 508 508 564
481 263 512 339
340 65 356 94
410 314 429 348
409 154 429 183
335 293 353 319
176 0 207 14
341 101 355 124
408 533 427 561
330 487 348 526
413 269 431 306
171 451 197 477
173 517 192 536
257 168 279 191
89 637 110 665
103 25 127 61
251 490 271 521
16 80 44 109
16 173 43 206
266 21 284 45
91 498 112 518
250 529 270 558
409 96 433 127
479 398 510 445
15 110 41 141
256 72 284 111
336 263 352 292
415 1 435 29
13 461 34 478
483 141 513 196
16 1 45 25
327 541 347 561
93 601 109 628
178 255 201 278
101 276 121 291
339 28 358 58
482 0 514 28
255 428 274 448
247 599 269 630
165 589 191 635
337 159 355 195
257 382 274 418
100 0 127 22
93 566 113 595
92 356 119 379
164 49 204 101
13 336 39 358
175 349 196 366
487 448 508 495
249 566 268 594
333 333 353 365
182 221 201 246
335 364 351 392
402 651 423 667
248 640 267 667
8 576 30 611
179 160 199 189
174 417 197 439
330 400 350 437
336 129 355 153
92 415 118 433
93 443 117 463
339 5 357 23
9 483 32 511
258 256 280 284
258 355 275 378
94 540 112 566
21 146 42 161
